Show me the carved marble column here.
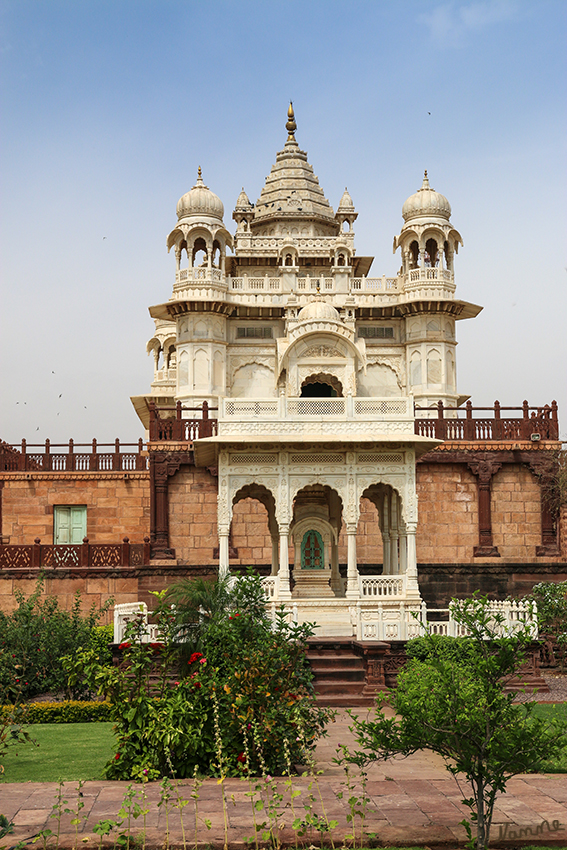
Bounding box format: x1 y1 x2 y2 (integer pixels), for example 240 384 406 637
218 532 230 577
381 493 391 575
278 527 292 599
271 537 279 576
468 458 501 557
405 521 420 598
389 492 399 575
346 524 359 599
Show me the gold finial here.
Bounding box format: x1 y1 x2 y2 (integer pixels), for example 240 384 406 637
286 101 297 141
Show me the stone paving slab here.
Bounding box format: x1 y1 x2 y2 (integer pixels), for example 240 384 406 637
1 709 567 847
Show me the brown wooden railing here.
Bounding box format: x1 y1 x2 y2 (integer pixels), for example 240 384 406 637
148 401 218 442
0 537 151 570
0 439 147 472
415 400 559 441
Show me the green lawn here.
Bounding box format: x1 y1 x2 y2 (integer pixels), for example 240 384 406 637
530 703 567 772
1 705 566 783
1 722 115 783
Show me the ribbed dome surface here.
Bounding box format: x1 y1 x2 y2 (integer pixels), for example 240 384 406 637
298 301 340 321
177 168 224 221
402 171 451 222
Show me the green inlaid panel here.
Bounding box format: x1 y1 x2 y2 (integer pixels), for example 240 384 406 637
300 530 324 569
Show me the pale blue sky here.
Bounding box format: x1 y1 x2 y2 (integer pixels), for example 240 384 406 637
1 0 566 444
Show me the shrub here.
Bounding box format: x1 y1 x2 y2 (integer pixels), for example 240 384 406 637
406 633 479 664
66 574 333 781
526 581 567 670
0 577 113 702
341 594 567 850
0 700 112 724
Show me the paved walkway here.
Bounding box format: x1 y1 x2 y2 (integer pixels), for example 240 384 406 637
2 704 567 848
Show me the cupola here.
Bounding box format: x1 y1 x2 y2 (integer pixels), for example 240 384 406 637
402 171 451 223
176 167 225 222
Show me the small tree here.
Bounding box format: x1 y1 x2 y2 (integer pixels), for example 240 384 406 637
527 580 567 671
341 594 567 850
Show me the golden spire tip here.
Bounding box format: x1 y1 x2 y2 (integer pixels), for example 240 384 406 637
286 101 297 141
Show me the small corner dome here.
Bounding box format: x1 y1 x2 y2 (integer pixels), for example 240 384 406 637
176 167 224 221
337 187 355 211
402 171 451 222
298 300 340 322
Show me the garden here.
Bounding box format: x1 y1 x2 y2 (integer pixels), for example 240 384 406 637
1 577 567 850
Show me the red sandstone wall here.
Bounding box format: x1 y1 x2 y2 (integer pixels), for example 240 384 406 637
416 463 478 563
1 474 150 545
168 466 219 564
491 464 541 560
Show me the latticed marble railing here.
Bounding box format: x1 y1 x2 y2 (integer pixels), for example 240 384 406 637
222 397 411 420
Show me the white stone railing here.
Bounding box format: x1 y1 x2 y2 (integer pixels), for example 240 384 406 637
426 599 538 639
221 396 411 420
262 576 279 599
114 597 538 644
229 277 281 292
350 276 399 292
405 268 453 283
113 602 160 644
360 576 406 597
296 277 334 292
175 268 225 285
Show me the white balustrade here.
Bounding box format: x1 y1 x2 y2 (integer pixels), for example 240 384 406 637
360 576 406 597
114 596 538 644
175 268 225 285
221 396 411 421
113 602 160 644
350 276 399 293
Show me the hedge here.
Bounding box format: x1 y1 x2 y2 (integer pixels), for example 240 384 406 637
1 700 112 724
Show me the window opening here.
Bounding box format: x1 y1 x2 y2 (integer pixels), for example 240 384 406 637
236 327 273 339
358 327 394 339
54 506 87 545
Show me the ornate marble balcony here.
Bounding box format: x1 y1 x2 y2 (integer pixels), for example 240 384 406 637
217 396 415 439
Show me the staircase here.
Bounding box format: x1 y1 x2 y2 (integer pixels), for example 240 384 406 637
306 638 375 707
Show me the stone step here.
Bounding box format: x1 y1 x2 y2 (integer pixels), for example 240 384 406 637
315 693 376 707
310 667 365 682
307 653 362 666
314 680 366 695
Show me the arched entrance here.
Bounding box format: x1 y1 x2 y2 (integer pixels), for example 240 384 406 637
290 484 344 598
300 373 343 397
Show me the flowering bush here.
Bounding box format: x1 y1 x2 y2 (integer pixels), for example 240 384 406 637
66 575 333 780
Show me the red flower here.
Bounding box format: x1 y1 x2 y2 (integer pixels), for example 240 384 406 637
237 752 246 763
193 682 201 689
188 652 203 665
149 642 164 652
115 753 121 760
118 642 131 650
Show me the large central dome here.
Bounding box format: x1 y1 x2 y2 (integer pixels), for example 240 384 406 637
298 300 341 322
